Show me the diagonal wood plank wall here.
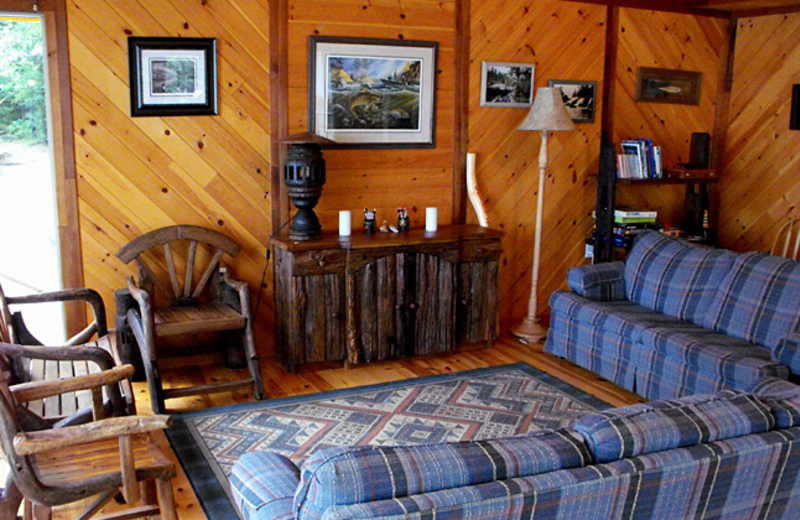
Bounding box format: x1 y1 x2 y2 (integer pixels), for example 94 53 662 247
718 13 800 252
64 0 800 357
468 0 607 330
66 0 275 353
612 10 725 230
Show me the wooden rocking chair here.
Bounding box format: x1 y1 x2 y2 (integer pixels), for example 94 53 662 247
771 217 800 260
116 225 265 413
0 355 177 520
0 281 134 518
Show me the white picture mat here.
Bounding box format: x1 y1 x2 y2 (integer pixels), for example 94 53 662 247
141 48 207 106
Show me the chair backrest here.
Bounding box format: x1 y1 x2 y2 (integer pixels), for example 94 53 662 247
771 218 800 260
116 225 241 307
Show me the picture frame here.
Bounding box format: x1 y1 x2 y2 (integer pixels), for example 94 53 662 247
308 36 438 149
128 37 217 117
547 79 597 123
791 84 800 131
635 67 702 105
480 62 535 108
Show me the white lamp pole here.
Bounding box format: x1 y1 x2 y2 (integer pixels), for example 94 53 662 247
511 88 575 343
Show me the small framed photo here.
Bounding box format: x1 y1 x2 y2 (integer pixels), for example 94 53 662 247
128 37 218 117
309 36 438 149
548 79 597 123
480 62 535 108
791 84 800 131
635 67 702 105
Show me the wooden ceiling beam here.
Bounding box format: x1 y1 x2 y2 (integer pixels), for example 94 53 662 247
736 5 800 16
560 0 732 18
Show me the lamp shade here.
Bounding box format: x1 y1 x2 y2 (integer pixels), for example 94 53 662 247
518 87 576 132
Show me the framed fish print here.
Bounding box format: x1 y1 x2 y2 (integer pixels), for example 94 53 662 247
635 67 702 106
128 37 218 117
308 36 438 148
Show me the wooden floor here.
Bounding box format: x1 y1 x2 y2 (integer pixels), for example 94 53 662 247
51 335 642 519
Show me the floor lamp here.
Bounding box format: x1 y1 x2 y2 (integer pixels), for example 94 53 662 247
511 87 575 343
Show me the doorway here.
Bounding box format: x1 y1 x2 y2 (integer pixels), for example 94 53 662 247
0 12 65 343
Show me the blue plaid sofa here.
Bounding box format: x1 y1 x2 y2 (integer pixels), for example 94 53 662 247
230 383 800 519
546 231 800 400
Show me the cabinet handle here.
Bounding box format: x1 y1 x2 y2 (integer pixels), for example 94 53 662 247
318 259 325 266
409 302 418 310
461 299 468 305
395 304 402 311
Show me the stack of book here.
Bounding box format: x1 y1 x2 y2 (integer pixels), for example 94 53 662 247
614 208 660 248
617 139 663 179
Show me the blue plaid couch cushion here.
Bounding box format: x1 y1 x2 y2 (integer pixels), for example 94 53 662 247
230 451 300 520
704 252 800 350
748 377 800 428
567 261 627 301
637 324 789 392
572 390 774 463
773 332 800 376
293 429 590 520
322 429 800 519
624 232 736 326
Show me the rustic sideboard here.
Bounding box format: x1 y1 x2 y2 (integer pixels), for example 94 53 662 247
271 225 502 372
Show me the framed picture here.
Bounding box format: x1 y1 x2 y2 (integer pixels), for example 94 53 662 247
635 67 702 105
480 62 535 108
791 84 800 131
128 37 217 117
308 36 438 149
548 79 597 123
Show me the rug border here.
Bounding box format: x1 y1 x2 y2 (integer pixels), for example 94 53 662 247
166 361 611 519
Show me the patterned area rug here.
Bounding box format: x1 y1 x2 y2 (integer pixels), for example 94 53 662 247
166 362 610 519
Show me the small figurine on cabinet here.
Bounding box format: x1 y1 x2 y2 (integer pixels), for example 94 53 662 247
397 207 410 232
364 208 376 235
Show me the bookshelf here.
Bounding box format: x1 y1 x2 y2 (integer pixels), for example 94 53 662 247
592 163 718 263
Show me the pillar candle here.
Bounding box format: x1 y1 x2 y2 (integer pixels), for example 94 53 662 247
339 210 351 236
425 207 438 233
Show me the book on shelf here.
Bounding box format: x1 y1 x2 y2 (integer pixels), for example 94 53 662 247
617 139 663 179
614 208 657 218
615 215 658 225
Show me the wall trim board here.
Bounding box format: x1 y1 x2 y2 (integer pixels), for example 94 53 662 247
269 0 289 233
453 0 470 224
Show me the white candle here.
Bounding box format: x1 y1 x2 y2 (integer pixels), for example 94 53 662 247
425 207 438 233
339 210 351 236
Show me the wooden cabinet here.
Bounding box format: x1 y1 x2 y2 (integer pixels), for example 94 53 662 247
271 225 502 372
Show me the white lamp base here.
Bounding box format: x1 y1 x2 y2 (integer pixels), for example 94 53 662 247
511 316 548 344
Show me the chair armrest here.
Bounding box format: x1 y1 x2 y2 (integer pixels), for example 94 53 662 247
219 268 250 314
0 341 117 371
772 332 800 376
125 277 150 313
7 288 108 341
10 364 135 403
567 261 627 301
13 413 171 455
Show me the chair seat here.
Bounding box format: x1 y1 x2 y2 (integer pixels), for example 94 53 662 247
33 433 175 486
154 303 245 336
24 336 111 420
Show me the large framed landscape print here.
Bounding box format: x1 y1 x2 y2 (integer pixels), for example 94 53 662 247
128 37 217 117
309 36 438 148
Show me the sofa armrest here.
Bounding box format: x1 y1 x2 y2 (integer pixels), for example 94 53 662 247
230 452 299 520
747 376 800 429
771 332 800 376
567 261 627 302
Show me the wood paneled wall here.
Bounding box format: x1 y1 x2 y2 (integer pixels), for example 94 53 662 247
285 0 457 233
62 0 799 357
66 0 274 353
718 13 800 252
613 9 725 229
468 0 607 329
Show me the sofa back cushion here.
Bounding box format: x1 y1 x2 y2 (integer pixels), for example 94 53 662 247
625 232 735 326
293 429 590 520
571 390 774 463
703 252 800 350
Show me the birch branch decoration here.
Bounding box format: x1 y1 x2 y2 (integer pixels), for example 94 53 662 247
466 153 488 227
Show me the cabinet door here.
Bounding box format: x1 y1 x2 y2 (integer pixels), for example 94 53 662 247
351 251 456 363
